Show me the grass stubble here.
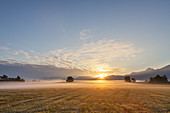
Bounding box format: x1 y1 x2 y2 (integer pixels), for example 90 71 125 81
0 82 170 113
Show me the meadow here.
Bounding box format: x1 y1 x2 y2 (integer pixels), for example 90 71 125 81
0 80 170 113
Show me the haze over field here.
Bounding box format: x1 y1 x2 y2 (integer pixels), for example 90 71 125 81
0 81 170 112
0 80 143 89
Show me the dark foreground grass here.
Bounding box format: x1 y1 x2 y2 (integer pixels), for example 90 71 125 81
0 84 170 113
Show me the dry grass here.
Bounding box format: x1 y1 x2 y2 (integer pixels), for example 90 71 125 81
0 82 170 113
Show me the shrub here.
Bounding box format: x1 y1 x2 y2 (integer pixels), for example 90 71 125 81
131 78 136 83
66 76 74 82
124 76 131 82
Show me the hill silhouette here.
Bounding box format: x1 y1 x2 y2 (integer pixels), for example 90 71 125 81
0 63 94 79
0 59 170 80
127 65 170 80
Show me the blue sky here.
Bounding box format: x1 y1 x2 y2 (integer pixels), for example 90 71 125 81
0 0 170 74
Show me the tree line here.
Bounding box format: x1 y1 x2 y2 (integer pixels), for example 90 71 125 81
149 75 168 83
124 74 169 84
0 75 25 82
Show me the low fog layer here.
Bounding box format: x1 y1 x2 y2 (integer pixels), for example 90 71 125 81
0 80 158 89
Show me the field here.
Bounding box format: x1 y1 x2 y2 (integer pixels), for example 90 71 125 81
0 80 170 113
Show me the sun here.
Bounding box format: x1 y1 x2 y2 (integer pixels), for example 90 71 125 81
98 73 108 79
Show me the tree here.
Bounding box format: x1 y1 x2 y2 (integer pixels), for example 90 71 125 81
162 75 168 83
2 75 8 79
124 76 131 82
16 76 21 80
149 74 168 83
131 78 136 83
66 76 74 82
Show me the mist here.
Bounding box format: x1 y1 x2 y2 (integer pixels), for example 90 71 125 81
0 80 146 89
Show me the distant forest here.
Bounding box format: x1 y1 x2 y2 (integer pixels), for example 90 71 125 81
124 74 169 84
0 75 25 82
149 75 169 84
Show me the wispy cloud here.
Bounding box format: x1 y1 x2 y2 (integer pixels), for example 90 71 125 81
2 39 143 74
49 39 143 73
8 50 31 59
0 58 27 65
80 29 93 42
0 46 10 50
98 67 127 74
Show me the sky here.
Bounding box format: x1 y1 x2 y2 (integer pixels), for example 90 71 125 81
0 0 170 75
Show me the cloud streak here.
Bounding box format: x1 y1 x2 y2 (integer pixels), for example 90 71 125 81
0 46 9 50
80 29 93 42
8 50 31 59
1 39 143 74
49 39 143 73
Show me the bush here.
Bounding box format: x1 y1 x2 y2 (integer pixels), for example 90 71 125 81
131 78 136 83
124 76 131 82
66 76 74 82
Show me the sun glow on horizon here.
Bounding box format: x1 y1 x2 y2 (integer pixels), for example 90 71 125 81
97 73 108 79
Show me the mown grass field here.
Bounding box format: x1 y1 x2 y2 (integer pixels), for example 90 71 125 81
0 82 170 113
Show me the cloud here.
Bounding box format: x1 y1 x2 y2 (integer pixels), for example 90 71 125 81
0 46 10 50
0 59 9 64
8 50 31 59
0 58 27 65
98 67 127 74
2 39 143 75
49 39 143 73
80 29 93 41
